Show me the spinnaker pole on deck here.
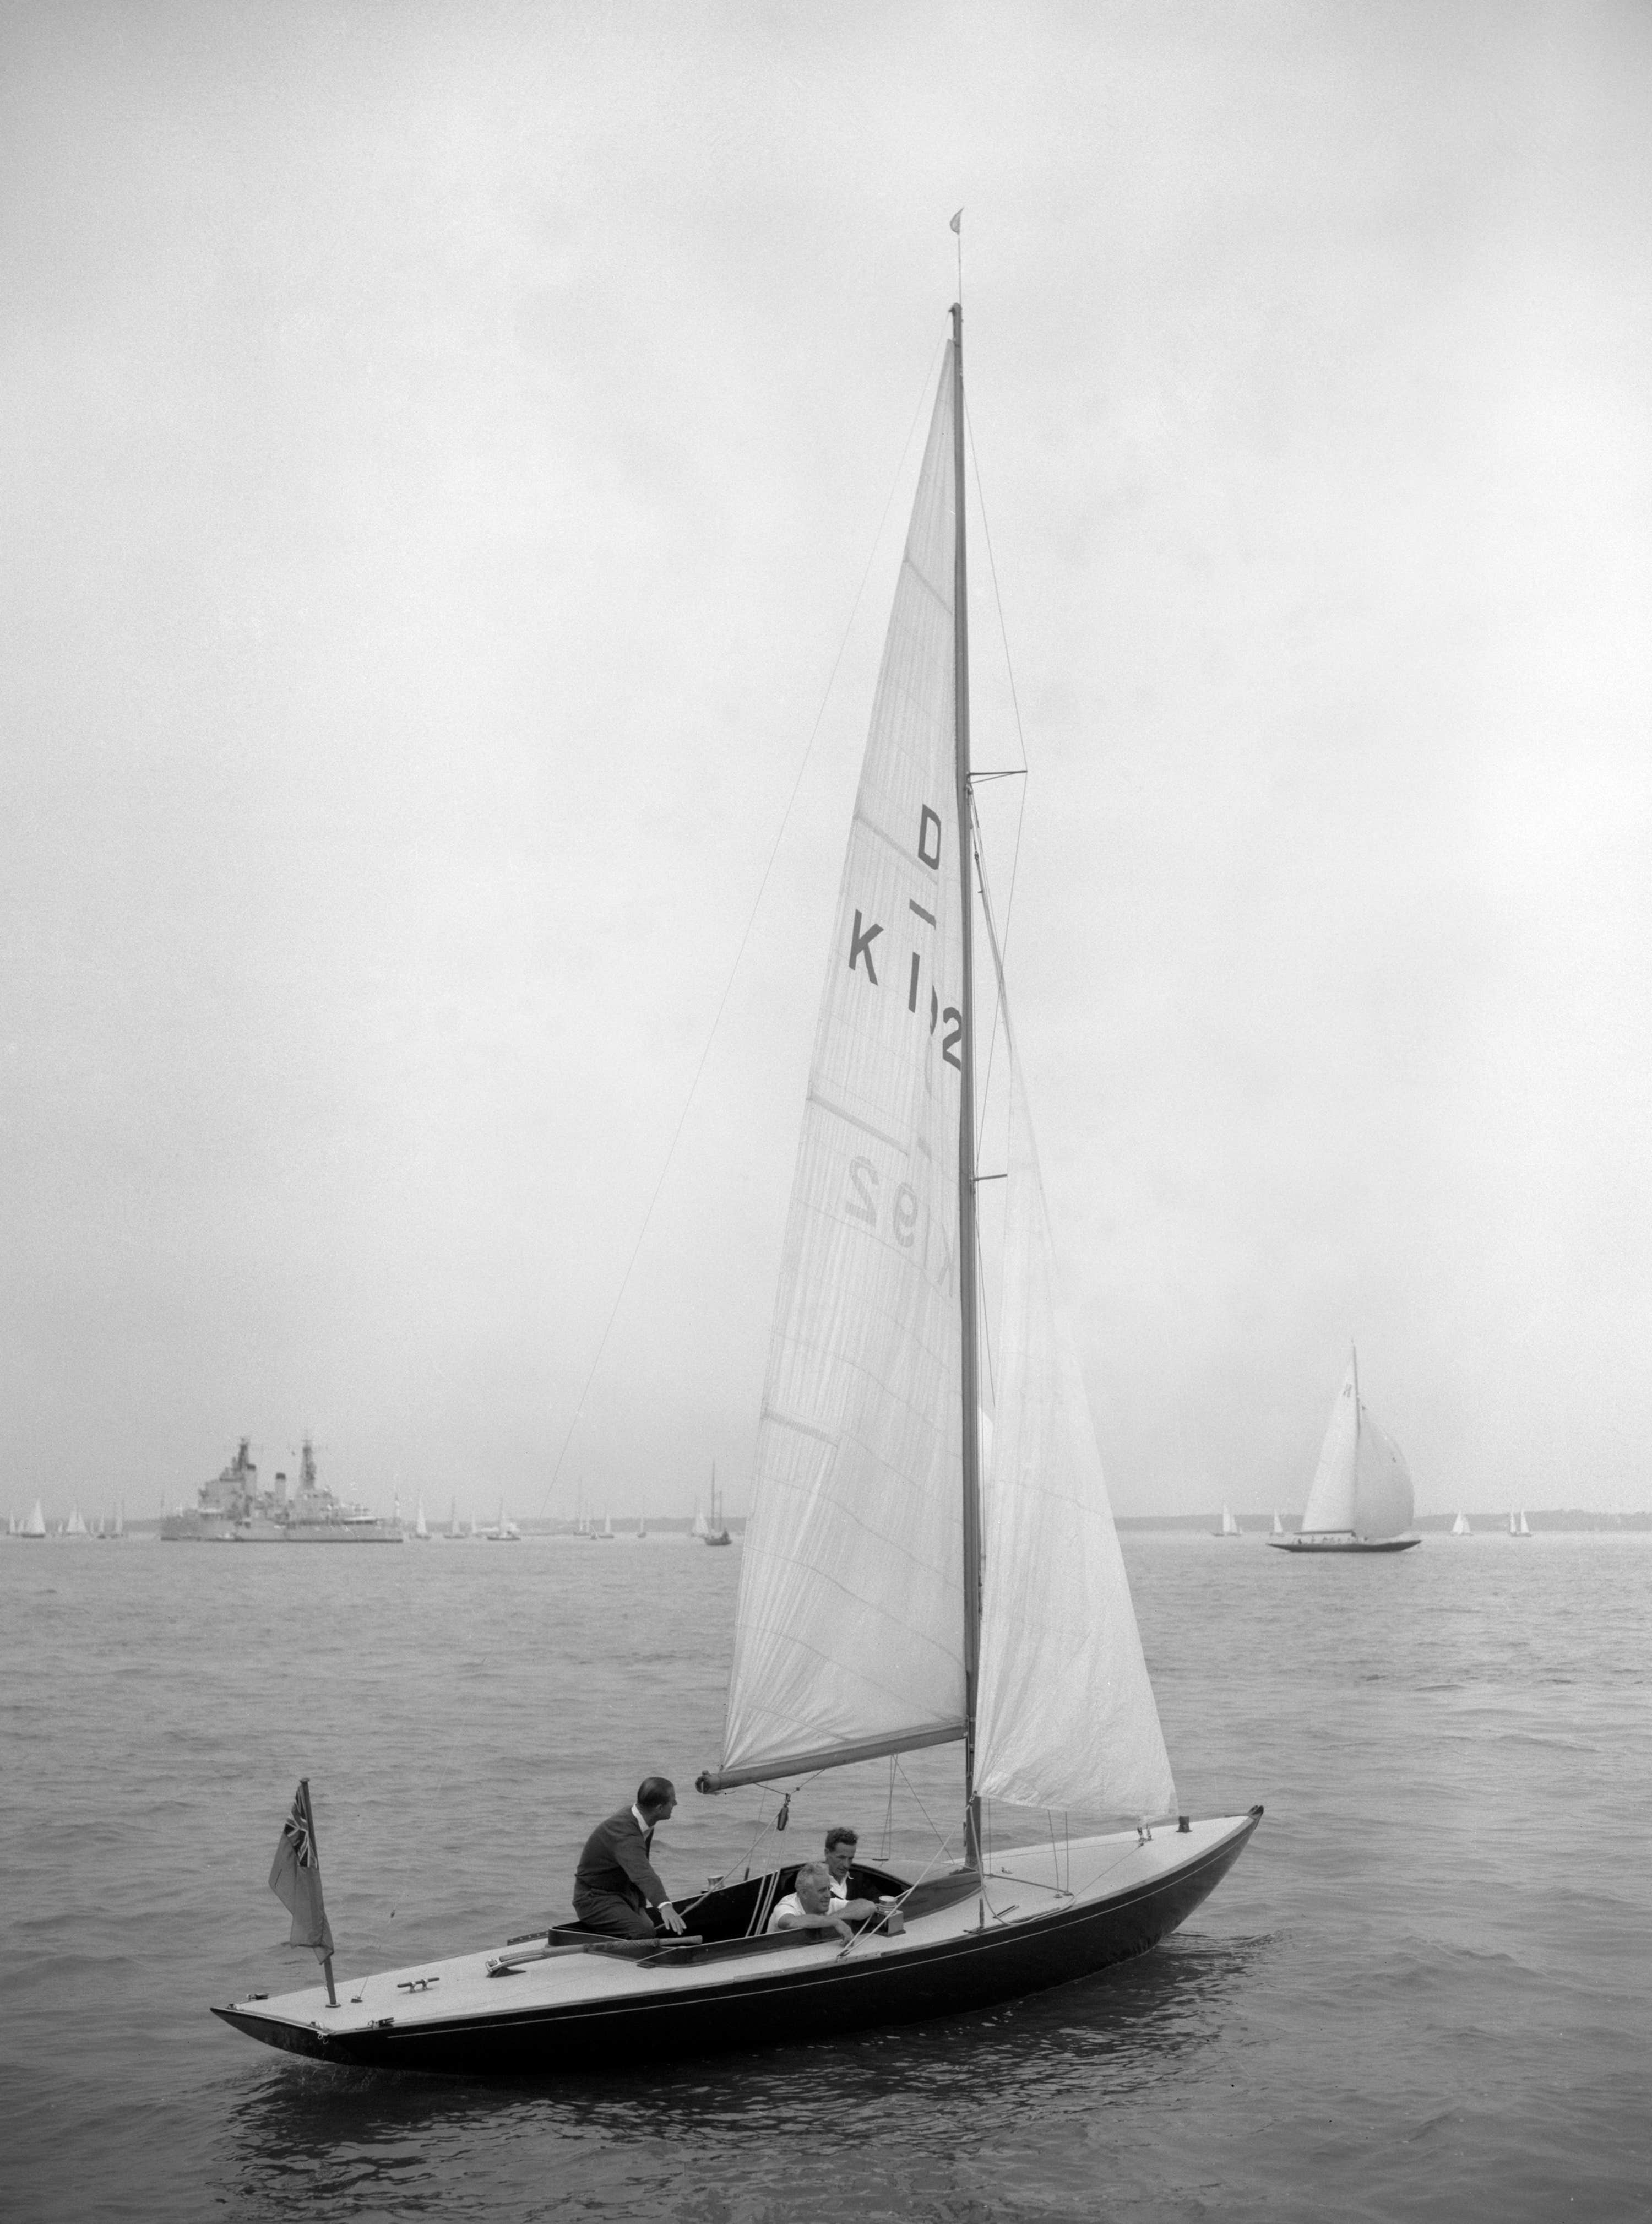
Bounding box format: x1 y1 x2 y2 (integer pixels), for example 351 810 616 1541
951 300 984 1872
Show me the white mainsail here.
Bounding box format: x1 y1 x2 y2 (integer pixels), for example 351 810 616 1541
973 1044 1176 1823
1300 1357 1414 1540
717 348 968 1784
24 1498 46 1537
1452 1511 1470 1536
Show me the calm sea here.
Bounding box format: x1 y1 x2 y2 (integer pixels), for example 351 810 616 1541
4 1527 1648 2222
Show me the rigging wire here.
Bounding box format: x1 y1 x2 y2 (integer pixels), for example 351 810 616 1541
531 332 947 1524
382 332 949 1925
963 392 1031 1133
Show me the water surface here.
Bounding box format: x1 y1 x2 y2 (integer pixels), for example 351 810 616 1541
4 1528 1648 2220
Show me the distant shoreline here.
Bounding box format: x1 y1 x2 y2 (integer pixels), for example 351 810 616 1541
1115 1511 1652 1533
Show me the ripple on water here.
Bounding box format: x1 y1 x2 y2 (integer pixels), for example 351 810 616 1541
4 1533 1651 2222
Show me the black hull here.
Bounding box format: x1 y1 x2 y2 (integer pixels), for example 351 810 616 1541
214 1809 1260 2076
1265 1534 1420 1554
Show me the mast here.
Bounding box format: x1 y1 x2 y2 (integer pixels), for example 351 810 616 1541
952 301 984 1868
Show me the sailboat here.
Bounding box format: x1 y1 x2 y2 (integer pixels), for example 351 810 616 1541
22 1499 46 1539
1451 1512 1470 1537
704 1463 731 1547
64 1505 90 1539
1214 1505 1241 1537
691 1496 709 1542
1268 1347 1420 1553
1510 1511 1531 1537
635 1516 648 1540
413 1498 432 1540
1270 1510 1285 1537
596 1510 614 1540
448 1496 462 1540
213 303 1259 2074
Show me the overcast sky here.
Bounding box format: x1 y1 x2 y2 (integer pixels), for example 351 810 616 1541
4 1 1650 1521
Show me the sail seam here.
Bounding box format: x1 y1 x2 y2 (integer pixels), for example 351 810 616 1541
803 1093 907 1153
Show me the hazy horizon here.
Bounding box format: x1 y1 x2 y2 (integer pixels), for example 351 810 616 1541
6 3 1650 1523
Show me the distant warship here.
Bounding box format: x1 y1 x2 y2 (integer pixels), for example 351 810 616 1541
161 1439 403 1543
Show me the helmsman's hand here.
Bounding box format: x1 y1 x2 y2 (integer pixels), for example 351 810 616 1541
659 1902 688 1935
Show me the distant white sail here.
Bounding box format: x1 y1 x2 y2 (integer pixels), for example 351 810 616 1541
1300 1357 1414 1540
1219 1505 1240 1537
66 1505 88 1537
415 1498 428 1539
719 347 968 1784
1452 1511 1470 1536
973 1043 1176 1823
1271 1510 1284 1536
24 1499 45 1538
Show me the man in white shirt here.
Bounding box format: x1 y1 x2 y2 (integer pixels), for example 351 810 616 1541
767 1862 853 1940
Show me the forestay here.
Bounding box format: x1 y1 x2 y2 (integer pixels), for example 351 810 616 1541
972 1034 1177 1824
714 349 969 1786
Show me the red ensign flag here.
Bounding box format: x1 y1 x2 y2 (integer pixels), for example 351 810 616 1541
268 1782 334 1964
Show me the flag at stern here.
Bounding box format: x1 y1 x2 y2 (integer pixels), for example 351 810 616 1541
268 1780 334 1964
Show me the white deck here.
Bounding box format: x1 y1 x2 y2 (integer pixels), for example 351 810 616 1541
226 1814 1248 2043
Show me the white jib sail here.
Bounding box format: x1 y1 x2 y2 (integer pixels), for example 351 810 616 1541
718 348 968 1782
1300 1360 1414 1538
1300 1363 1359 1533
973 1040 1177 1824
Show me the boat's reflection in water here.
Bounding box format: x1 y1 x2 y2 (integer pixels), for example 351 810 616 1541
217 1933 1265 2215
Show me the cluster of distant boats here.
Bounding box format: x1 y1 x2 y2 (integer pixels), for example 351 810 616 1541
7 1439 736 1547
8 1501 124 1539
1214 1506 1537 1539
8 1366 1549 1556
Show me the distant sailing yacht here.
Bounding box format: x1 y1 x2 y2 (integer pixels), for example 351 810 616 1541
596 1510 614 1540
1214 1505 1241 1538
448 1496 462 1540
1270 1510 1285 1537
23 1499 45 1539
1269 1347 1420 1553
704 1464 731 1547
1509 1511 1531 1537
1451 1511 1470 1536
413 1498 432 1540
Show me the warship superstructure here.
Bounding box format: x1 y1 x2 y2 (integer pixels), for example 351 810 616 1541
161 1439 403 1543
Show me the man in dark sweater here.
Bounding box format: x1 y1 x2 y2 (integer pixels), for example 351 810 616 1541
572 1777 689 1939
